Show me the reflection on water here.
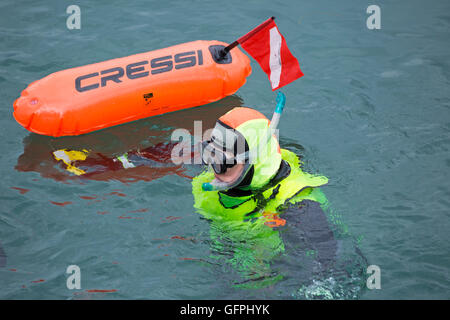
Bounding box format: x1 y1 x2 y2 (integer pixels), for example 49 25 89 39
15 96 242 183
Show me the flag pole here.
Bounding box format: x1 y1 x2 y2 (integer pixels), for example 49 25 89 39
219 16 275 59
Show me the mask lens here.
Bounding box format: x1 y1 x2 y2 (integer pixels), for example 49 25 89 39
202 141 237 174
211 163 225 174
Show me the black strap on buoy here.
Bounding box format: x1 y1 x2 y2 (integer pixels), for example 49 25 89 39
218 16 275 60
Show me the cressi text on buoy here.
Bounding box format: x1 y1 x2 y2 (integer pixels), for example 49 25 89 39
13 40 251 137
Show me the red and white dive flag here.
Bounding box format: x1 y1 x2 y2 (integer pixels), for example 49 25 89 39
238 18 303 91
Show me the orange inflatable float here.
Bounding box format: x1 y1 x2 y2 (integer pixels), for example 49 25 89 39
13 40 251 137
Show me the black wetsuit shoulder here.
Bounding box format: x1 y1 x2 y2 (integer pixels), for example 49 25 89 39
281 200 337 268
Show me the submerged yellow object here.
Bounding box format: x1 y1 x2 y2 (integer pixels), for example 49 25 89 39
53 149 89 175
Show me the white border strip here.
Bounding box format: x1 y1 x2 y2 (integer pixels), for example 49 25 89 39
269 27 282 89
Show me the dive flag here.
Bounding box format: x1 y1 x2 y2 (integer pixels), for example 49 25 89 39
238 19 303 91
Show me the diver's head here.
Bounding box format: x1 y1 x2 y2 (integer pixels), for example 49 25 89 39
201 107 282 192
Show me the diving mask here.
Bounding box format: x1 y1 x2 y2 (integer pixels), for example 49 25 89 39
201 91 286 192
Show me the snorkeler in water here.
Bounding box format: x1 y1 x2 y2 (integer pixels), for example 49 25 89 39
191 92 344 288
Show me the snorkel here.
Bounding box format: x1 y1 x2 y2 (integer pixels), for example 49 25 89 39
202 91 286 192
269 91 286 133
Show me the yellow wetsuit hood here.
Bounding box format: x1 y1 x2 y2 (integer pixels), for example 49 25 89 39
214 107 282 190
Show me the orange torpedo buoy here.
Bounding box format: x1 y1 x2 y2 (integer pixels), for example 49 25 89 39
13 40 251 137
